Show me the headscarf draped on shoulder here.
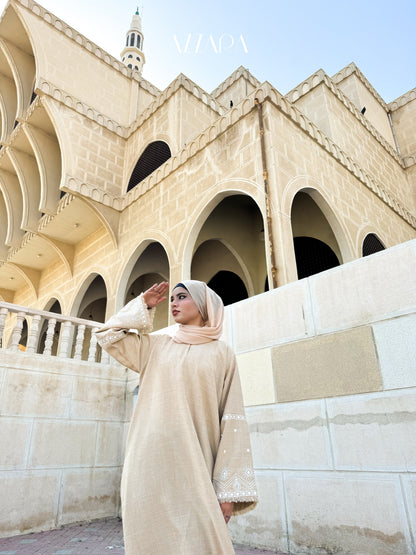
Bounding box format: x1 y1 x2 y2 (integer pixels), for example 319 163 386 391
172 280 224 345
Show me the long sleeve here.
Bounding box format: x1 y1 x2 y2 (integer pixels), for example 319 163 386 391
95 294 156 373
212 350 258 514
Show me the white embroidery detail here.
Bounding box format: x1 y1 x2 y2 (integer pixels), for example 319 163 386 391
213 466 257 504
98 331 125 346
223 413 246 421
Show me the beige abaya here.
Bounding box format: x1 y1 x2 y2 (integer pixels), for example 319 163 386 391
96 284 257 555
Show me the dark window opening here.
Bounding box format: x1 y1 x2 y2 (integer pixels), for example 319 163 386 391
294 236 340 279
362 233 385 256
128 64 132 69
31 91 37 104
208 271 248 306
127 141 171 191
130 33 135 46
126 36 129 46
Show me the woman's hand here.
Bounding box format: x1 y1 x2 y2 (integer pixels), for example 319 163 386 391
143 282 169 309
220 501 234 525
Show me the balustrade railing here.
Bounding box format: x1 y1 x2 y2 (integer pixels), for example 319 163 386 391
0 301 110 364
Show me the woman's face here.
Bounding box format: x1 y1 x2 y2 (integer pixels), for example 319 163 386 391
170 287 204 327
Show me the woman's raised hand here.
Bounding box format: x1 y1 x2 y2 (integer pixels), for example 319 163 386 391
143 282 169 309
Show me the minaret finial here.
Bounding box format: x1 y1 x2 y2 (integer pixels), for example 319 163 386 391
120 7 145 74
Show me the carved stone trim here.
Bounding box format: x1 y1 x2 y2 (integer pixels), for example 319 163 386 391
37 80 128 137
286 69 403 167
15 0 160 97
210 65 262 99
388 88 416 111
331 62 388 110
123 82 416 229
403 155 416 168
127 73 226 136
63 176 123 210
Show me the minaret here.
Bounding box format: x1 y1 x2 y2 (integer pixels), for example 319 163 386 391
121 8 145 73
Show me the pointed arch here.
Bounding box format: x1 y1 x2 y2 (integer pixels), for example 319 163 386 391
362 233 386 257
70 272 108 321
184 191 267 298
8 145 42 232
0 168 24 247
24 122 61 215
126 140 172 192
282 176 354 266
0 37 35 119
116 240 171 330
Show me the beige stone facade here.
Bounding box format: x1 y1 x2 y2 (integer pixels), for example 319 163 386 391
0 0 415 553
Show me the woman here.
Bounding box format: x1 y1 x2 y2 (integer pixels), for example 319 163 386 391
96 280 257 555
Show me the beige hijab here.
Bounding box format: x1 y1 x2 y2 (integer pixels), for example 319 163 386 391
172 280 224 345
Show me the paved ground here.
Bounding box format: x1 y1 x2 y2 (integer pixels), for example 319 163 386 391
0 517 287 554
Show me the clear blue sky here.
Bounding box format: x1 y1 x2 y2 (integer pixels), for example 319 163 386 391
1 0 415 103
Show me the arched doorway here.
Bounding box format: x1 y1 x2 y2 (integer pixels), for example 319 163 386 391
362 233 385 256
191 194 267 301
291 191 342 279
123 242 169 330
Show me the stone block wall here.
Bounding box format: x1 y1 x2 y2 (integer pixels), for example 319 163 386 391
227 239 416 554
0 239 415 553
0 351 127 537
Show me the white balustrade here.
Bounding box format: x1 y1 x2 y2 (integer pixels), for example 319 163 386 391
0 301 110 365
9 312 25 351
0 307 7 348
26 314 41 354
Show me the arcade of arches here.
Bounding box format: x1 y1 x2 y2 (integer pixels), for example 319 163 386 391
30 193 388 342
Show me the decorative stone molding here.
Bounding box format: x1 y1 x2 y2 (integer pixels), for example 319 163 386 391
14 0 159 98
403 155 416 168
332 62 388 111
127 73 226 136
388 87 416 111
63 176 123 210
123 81 416 230
284 69 327 103
210 65 262 100
36 79 128 137
286 69 404 167
7 231 36 259
36 73 226 142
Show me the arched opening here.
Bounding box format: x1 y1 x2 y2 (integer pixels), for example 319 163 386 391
127 141 171 192
191 194 267 301
293 237 340 279
75 275 107 360
208 271 248 306
37 299 62 356
123 242 169 330
291 191 342 279
362 233 385 257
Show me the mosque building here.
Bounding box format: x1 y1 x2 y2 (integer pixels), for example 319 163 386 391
0 1 415 553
